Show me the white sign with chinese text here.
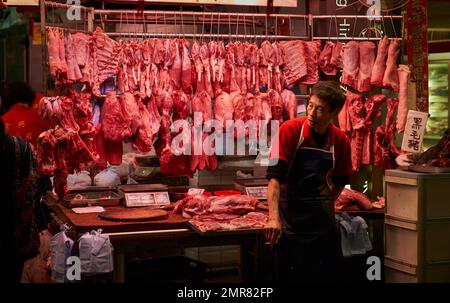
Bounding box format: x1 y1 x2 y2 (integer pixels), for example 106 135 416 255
401 110 429 153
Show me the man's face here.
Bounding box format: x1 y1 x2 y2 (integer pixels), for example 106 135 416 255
306 95 337 134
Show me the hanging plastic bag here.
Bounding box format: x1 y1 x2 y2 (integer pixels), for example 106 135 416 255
49 224 74 283
78 229 114 276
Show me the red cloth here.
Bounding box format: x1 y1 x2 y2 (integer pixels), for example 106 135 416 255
1 103 51 148
270 116 353 177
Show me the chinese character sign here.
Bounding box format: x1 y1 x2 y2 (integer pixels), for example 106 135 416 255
401 110 429 153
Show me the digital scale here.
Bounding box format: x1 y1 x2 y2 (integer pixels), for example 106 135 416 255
117 184 170 208
234 178 268 200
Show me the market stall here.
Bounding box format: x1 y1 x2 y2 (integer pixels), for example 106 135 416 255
33 0 417 283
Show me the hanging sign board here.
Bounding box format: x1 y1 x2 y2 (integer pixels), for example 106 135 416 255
401 110 429 153
124 192 170 208
3 0 39 6
245 186 268 200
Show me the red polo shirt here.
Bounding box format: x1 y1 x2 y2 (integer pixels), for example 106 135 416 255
2 103 51 148
271 116 353 178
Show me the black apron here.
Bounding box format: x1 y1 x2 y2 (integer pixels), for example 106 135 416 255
276 124 343 283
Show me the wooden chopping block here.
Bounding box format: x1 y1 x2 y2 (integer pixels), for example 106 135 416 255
99 208 168 222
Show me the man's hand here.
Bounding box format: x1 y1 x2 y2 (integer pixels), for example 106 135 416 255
264 218 282 246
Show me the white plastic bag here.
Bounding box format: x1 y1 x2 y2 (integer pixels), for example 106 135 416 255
93 167 121 187
67 170 91 189
78 229 114 275
49 225 74 283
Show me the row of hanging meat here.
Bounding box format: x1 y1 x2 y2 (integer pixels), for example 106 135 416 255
47 26 330 97
48 26 405 98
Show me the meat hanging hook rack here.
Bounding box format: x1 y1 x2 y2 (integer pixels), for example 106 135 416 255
311 14 403 40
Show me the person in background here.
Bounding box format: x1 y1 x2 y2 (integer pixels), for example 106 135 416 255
264 81 353 283
1 119 40 283
1 81 50 148
1 82 53 232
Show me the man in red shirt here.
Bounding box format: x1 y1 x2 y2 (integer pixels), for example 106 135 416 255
1 82 50 148
264 81 352 283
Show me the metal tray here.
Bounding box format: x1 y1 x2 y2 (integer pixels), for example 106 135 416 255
62 191 122 208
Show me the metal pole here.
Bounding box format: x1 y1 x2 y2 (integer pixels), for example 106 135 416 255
94 9 308 19
105 32 309 40
312 36 402 41
40 0 47 95
312 15 403 19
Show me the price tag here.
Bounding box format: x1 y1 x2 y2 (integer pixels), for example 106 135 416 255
124 192 170 208
245 187 268 200
401 110 429 153
187 188 205 195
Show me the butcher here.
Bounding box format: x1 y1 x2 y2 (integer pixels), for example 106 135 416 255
264 81 353 283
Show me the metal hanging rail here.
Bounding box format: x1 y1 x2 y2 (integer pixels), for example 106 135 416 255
45 25 92 34
106 33 309 40
312 15 403 19
94 9 308 19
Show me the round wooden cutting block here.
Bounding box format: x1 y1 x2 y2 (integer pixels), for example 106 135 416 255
99 208 168 222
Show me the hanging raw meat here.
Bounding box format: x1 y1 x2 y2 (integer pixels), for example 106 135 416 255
341 41 359 90
370 35 390 86
170 39 182 90
36 130 57 175
396 64 411 133
102 91 131 142
338 95 352 134
280 89 297 120
374 98 400 173
214 91 234 131
357 41 375 92
382 39 400 91
362 94 386 165
65 34 83 83
299 40 321 85
91 27 121 97
319 41 335 75
172 90 190 121
268 89 284 123
346 91 365 172
330 41 343 70
279 40 307 88
47 27 67 79
119 92 141 135
181 39 192 94
200 42 214 98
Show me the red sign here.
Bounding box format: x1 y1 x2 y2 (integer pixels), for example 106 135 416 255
407 0 429 112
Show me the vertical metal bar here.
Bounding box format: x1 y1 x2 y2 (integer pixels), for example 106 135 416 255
40 0 47 95
88 8 94 32
309 14 313 41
